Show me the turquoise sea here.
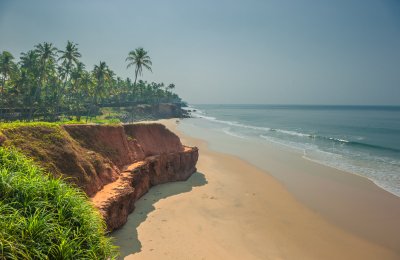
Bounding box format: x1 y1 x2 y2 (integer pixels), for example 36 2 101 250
181 104 400 197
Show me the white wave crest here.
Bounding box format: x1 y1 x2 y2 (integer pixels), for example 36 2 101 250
272 129 312 138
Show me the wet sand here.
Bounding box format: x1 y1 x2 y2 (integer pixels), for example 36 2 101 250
113 119 400 259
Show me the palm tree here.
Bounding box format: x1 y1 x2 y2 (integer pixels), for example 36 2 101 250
126 47 152 90
87 61 113 121
167 83 175 92
20 50 39 72
81 70 94 122
31 42 58 120
0 51 17 94
35 42 58 80
57 41 81 116
58 41 81 89
69 62 85 120
58 41 81 66
0 42 188 123
93 62 105 105
166 83 176 102
19 50 39 120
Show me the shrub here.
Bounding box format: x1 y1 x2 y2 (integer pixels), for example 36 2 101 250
0 147 118 259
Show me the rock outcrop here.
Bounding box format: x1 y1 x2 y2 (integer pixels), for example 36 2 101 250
0 123 198 230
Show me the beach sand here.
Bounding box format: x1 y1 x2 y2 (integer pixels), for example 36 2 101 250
113 119 400 259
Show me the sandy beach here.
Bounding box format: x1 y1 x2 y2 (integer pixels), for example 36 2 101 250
113 119 400 259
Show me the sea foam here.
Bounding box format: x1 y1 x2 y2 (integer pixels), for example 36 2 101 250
187 105 400 197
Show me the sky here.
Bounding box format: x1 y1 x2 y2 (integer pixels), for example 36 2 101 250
0 0 400 105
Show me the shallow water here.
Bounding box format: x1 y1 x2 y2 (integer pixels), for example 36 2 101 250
180 104 400 197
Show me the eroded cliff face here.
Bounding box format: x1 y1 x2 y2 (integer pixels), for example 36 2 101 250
92 149 198 230
0 123 198 230
63 125 144 167
124 123 184 156
91 124 198 230
0 124 121 196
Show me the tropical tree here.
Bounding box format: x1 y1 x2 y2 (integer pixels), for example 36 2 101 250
58 41 81 91
58 41 81 67
80 70 94 121
0 51 17 94
0 42 186 122
68 62 86 119
56 41 81 116
19 50 39 118
167 83 175 92
35 42 58 83
20 50 39 74
126 47 152 90
87 61 114 121
32 42 58 120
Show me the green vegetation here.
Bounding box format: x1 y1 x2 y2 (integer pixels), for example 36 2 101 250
126 47 153 89
0 44 184 122
0 41 187 258
0 147 118 259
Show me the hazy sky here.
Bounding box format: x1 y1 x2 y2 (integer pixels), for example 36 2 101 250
1 0 400 105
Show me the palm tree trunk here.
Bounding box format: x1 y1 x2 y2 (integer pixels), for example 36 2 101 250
130 67 140 123
56 72 69 120
133 67 139 92
1 76 5 94
29 82 41 121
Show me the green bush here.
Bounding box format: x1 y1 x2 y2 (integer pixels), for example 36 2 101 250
0 147 118 259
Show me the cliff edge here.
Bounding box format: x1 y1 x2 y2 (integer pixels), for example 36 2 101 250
0 122 198 230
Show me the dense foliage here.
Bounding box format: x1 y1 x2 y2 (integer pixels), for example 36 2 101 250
0 42 183 122
0 147 118 259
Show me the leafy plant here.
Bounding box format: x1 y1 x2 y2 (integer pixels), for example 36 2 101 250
0 147 118 259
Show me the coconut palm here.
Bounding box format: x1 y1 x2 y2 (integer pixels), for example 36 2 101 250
31 42 58 120
19 50 40 119
86 61 113 121
58 41 81 66
35 42 58 78
57 41 82 115
34 42 58 96
0 51 17 94
93 61 113 104
126 47 152 89
0 42 187 122
58 41 81 86
20 50 39 73
167 83 175 91
81 70 95 122
69 62 86 120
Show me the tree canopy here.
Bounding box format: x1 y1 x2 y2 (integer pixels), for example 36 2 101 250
126 47 152 88
0 43 183 122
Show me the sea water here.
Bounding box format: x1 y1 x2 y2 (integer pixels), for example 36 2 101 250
180 104 400 197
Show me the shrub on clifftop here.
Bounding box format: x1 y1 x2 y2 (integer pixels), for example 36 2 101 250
0 147 118 259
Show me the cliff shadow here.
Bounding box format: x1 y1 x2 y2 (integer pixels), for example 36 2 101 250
111 171 207 259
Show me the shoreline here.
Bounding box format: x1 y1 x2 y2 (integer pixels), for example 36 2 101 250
177 118 400 253
114 119 400 259
302 153 400 198
259 130 400 199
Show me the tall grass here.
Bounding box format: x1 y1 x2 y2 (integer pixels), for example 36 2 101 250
0 147 118 259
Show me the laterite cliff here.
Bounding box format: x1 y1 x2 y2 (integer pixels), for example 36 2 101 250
0 123 198 230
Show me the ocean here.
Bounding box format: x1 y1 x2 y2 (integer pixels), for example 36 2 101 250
180 104 400 197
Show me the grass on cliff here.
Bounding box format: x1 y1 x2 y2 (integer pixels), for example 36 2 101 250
0 122 81 179
0 147 118 259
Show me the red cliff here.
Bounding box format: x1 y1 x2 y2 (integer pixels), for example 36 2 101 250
0 123 198 230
